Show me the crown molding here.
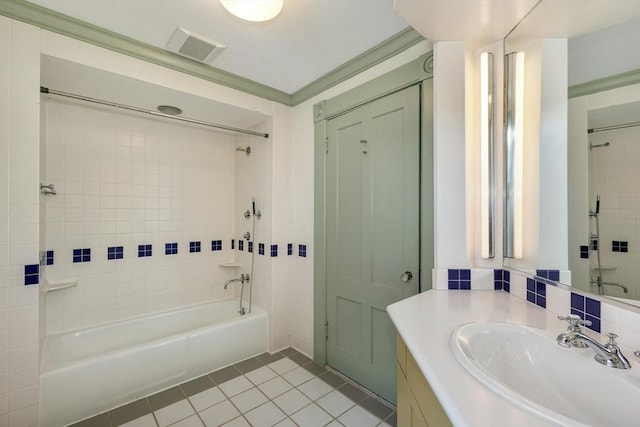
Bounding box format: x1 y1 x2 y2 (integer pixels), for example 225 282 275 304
0 0 292 105
291 27 425 105
0 0 425 107
569 68 640 99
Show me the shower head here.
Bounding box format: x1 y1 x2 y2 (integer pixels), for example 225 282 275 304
589 142 610 150
236 146 251 156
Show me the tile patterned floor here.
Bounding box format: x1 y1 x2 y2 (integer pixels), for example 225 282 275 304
70 348 397 427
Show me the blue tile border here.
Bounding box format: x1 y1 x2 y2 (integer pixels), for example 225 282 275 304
46 250 54 266
526 278 546 308
231 239 235 250
570 292 601 333
612 240 629 253
165 243 178 255
287 243 293 256
579 245 589 259
138 244 152 257
448 269 471 290
211 240 222 251
258 243 265 255
248 241 254 253
107 246 124 260
189 241 201 253
536 269 560 281
270 244 278 257
299 244 307 258
238 240 244 251
24 264 39 285
73 248 91 263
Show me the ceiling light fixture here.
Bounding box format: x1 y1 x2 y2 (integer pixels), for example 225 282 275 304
220 0 283 22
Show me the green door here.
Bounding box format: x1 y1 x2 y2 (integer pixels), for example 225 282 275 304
325 85 420 404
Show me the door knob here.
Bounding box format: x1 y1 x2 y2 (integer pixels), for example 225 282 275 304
400 271 413 282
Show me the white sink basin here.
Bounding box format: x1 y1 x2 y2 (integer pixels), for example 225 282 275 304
450 322 640 426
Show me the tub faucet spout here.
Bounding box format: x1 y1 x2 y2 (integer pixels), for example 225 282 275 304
224 273 249 289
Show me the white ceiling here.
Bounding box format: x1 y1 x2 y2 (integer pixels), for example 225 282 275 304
26 0 411 94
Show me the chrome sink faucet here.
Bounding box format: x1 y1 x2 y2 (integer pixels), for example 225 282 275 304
557 314 631 369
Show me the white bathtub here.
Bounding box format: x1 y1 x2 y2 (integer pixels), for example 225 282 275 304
39 299 268 427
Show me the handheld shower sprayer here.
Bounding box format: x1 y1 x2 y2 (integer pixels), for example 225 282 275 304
590 195 600 217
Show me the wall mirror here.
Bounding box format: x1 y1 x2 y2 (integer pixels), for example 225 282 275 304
503 0 640 308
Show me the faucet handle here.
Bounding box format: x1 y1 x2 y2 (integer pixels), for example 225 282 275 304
558 314 592 329
605 333 619 348
634 351 640 359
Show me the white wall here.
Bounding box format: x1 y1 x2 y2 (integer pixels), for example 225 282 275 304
0 17 41 427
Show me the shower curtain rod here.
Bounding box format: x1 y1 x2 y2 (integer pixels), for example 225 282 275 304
40 87 269 139
588 121 640 134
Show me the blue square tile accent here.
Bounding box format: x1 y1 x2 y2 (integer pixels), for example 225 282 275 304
138 244 153 257
299 244 307 258
231 239 235 250
536 281 546 297
537 296 547 308
271 245 278 257
591 240 598 251
288 243 293 256
258 243 265 255
165 243 178 255
570 292 601 333
585 315 601 333
24 264 39 286
448 269 472 290
504 271 510 282
494 269 503 290
190 241 201 253
571 292 585 311
503 281 510 293
73 248 91 263
612 241 620 252
107 246 124 260
580 245 589 259
211 240 222 251
248 241 254 253
238 240 244 251
525 278 546 308
585 297 601 318
527 278 535 292
621 241 628 253
549 270 560 281
46 250 54 265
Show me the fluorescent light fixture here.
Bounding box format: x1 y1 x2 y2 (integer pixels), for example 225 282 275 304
220 0 283 22
505 51 525 259
480 52 494 259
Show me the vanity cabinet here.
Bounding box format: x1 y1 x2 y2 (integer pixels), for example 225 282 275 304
397 334 452 427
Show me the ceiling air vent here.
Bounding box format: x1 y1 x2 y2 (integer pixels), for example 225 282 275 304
167 27 226 64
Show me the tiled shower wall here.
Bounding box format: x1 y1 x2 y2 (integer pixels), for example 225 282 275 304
42 98 240 334
588 125 640 300
0 18 41 427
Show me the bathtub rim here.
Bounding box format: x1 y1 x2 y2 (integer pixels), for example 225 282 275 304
40 298 267 374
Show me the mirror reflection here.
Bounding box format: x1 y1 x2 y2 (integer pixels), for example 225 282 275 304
504 1 640 307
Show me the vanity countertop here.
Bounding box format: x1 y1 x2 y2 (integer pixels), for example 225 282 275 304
388 290 584 427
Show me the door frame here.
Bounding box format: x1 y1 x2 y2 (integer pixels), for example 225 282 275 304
313 52 434 364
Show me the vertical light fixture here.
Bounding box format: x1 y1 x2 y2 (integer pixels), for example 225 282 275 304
480 52 494 259
220 0 284 22
505 51 525 258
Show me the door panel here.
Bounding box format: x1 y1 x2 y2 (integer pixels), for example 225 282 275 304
326 85 420 404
